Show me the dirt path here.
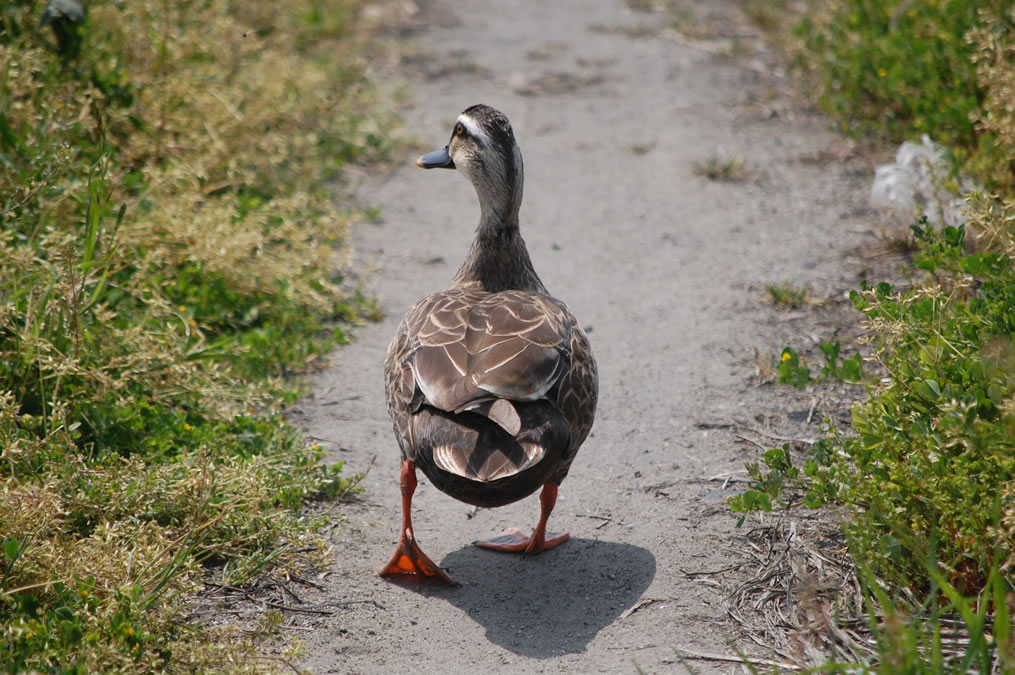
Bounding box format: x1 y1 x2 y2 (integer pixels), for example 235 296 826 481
291 1 873 671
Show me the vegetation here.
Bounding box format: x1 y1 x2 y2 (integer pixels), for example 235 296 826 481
773 341 864 388
693 153 746 181
765 282 809 308
857 543 1013 673
792 0 986 145
835 218 1015 593
1 0 395 669
734 0 1015 670
782 0 1015 189
738 219 1015 576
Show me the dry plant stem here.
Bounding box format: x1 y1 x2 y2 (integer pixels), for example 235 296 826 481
674 645 802 670
723 518 879 667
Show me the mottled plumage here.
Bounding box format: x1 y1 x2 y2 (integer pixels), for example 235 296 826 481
386 287 596 503
379 104 598 584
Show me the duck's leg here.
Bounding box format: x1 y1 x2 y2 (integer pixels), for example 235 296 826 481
378 459 458 585
476 483 569 554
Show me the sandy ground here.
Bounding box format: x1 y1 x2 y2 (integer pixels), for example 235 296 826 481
287 1 877 672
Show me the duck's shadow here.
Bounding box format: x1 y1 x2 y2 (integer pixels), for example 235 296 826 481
410 538 655 658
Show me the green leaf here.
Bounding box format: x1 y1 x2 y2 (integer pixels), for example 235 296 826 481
879 533 903 561
0 111 25 157
728 489 773 513
764 444 793 474
777 347 811 388
915 379 941 402
943 224 965 248
819 339 840 364
840 353 864 381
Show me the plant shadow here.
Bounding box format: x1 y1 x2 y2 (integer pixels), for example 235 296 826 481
407 538 656 658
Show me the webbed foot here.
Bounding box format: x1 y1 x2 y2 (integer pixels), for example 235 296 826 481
476 527 569 554
379 527 458 586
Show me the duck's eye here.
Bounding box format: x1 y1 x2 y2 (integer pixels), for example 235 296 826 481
454 122 466 137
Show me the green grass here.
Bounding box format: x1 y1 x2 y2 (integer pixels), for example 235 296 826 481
844 538 1013 673
733 0 1015 669
822 220 1015 595
693 154 746 181
738 191 1015 604
768 342 864 389
766 282 809 308
793 0 989 146
761 0 1015 189
1 0 394 669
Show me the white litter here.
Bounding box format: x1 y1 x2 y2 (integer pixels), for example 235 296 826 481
869 134 977 227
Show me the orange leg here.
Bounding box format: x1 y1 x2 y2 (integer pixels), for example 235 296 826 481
378 459 458 585
476 483 569 554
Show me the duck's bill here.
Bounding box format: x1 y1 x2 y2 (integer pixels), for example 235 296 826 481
416 146 455 169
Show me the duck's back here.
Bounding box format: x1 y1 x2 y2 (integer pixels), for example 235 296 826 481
385 287 597 506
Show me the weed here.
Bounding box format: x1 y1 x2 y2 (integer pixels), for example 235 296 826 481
821 521 1015 672
741 0 1015 669
693 154 746 181
776 347 811 388
729 443 809 518
818 338 864 381
764 0 1015 190
740 217 1015 597
1 0 389 669
627 142 656 156
774 342 864 388
832 220 1015 595
765 282 808 307
791 1 994 147
741 0 788 36
969 18 1015 191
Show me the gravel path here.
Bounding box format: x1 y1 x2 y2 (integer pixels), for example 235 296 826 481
291 1 872 671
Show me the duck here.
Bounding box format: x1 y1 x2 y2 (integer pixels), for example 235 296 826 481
379 104 598 585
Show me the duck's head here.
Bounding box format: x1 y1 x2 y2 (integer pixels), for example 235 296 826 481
417 104 524 225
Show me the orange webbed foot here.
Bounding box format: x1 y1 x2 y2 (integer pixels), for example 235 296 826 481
476 527 569 554
379 528 458 586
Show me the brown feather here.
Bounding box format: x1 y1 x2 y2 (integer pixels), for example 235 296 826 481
383 104 597 505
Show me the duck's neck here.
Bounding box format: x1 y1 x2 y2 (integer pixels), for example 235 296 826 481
450 184 546 294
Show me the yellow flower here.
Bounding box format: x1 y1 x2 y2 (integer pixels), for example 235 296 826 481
178 305 187 312
124 626 134 637
781 352 792 362
183 423 192 431
877 67 887 78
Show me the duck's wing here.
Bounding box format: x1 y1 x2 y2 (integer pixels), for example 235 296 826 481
552 320 598 479
412 289 569 411
385 288 585 482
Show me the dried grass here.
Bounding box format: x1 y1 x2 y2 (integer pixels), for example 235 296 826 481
2 0 386 669
724 514 1008 672
970 10 1015 192
721 513 867 666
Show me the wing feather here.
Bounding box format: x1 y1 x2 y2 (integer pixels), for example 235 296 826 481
385 286 596 484
406 289 570 413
